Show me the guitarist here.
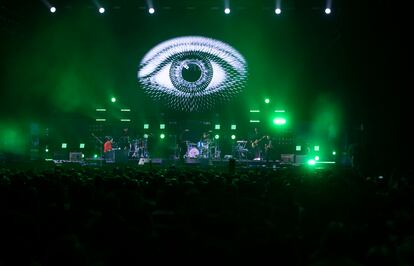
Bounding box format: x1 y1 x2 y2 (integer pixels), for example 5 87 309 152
263 135 273 162
250 127 264 160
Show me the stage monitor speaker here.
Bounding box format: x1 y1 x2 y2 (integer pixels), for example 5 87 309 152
185 158 199 164
151 158 163 164
295 155 307 164
281 154 294 163
69 152 82 162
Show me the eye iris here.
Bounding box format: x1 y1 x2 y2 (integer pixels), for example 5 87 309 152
170 54 213 93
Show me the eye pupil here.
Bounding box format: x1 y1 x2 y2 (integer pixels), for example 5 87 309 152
182 63 202 82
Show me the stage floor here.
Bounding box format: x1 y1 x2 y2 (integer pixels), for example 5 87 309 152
1 156 338 171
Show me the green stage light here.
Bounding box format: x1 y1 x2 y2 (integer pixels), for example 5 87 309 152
273 118 286 125
143 134 149 139
45 148 49 152
93 154 98 158
61 143 67 149
143 124 149 129
160 133 165 139
314 146 320 151
231 134 236 140
332 151 336 155
215 134 220 139
231 124 237 130
80 143 85 149
160 124 165 129
215 124 221 130
265 98 270 104
111 97 116 103
296 145 301 151
315 156 320 161
307 159 316 165
82 154 85 158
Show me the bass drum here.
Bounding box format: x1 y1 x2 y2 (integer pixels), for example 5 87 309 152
187 147 200 158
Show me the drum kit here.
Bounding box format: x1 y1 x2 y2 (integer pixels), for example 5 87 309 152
186 142 200 158
123 133 219 160
235 140 249 159
129 138 148 158
184 139 220 159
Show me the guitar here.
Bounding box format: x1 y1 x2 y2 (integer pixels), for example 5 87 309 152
251 136 266 148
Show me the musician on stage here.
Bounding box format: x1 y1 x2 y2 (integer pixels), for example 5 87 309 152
118 127 130 150
249 127 265 160
263 135 274 162
118 127 130 162
103 136 114 161
199 132 211 158
178 129 191 160
104 136 113 152
201 132 211 144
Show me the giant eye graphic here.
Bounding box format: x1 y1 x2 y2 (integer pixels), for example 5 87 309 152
138 36 248 112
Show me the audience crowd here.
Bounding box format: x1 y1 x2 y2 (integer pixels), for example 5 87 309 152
0 162 413 265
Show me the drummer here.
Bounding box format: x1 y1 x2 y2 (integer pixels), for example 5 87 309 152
196 132 208 157
204 132 210 140
200 132 211 145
